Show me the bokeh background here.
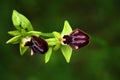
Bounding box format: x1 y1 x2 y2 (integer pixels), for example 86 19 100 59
0 0 120 80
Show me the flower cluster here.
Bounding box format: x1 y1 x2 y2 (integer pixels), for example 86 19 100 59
6 10 90 63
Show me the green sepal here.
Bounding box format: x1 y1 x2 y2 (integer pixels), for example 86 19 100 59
8 30 20 36
6 35 21 44
12 10 33 31
45 47 52 63
61 20 72 35
61 45 72 63
20 43 29 56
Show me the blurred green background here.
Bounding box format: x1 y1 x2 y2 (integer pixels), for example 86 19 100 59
0 0 120 80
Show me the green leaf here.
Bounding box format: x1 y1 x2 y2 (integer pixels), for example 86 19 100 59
45 47 52 63
20 43 28 55
61 45 72 63
61 20 72 35
12 10 21 30
12 10 33 31
27 31 41 37
8 30 20 36
6 35 21 44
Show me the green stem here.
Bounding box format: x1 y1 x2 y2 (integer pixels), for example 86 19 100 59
46 38 58 46
40 33 54 37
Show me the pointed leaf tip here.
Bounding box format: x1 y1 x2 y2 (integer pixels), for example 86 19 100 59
6 35 21 44
61 20 72 35
61 45 72 63
45 47 52 63
8 30 20 36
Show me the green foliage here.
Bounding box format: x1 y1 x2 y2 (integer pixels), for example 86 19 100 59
8 30 20 36
6 35 21 44
61 20 72 35
12 10 33 31
61 45 72 63
6 10 78 63
45 47 52 63
7 10 34 56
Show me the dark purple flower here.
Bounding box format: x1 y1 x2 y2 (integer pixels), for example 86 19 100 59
63 29 89 50
25 36 48 54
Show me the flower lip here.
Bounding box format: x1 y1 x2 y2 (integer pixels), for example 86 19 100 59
25 36 48 54
62 29 89 50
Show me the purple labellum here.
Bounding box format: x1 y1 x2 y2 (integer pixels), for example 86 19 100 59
25 36 48 55
63 29 89 50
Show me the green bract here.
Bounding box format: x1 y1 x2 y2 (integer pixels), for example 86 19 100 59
6 10 76 63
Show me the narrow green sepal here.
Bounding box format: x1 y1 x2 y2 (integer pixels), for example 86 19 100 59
8 30 20 36
61 20 72 35
61 45 72 63
45 47 52 63
6 35 21 44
